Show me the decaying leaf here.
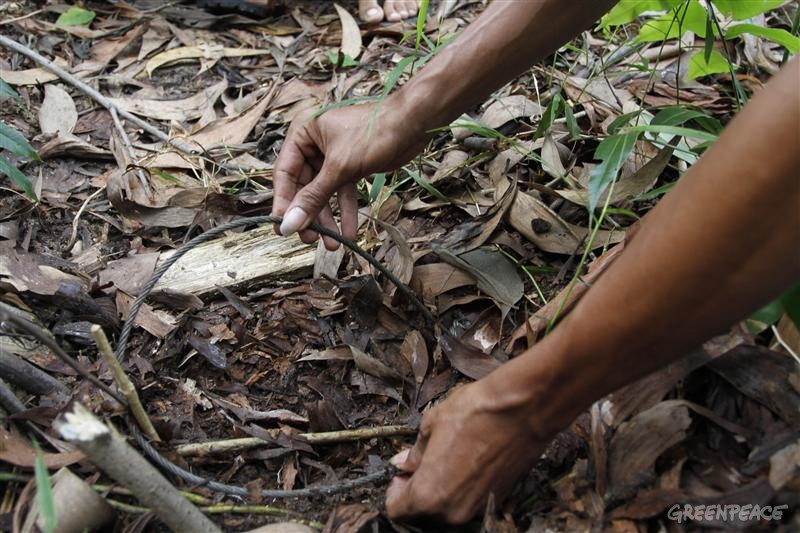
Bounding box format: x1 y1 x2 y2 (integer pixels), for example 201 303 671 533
480 94 540 129
349 345 404 383
39 85 77 135
400 330 428 384
607 400 692 500
434 245 523 320
38 133 111 160
440 332 501 380
146 44 272 76
433 178 516 255
333 3 362 59
108 80 228 122
498 178 625 254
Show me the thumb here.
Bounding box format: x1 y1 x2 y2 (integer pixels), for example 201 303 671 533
278 163 343 237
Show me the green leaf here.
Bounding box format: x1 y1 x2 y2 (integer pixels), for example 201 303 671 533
33 440 58 533
747 298 784 334
326 49 358 67
636 0 708 42
599 0 680 28
564 103 580 139
0 155 37 200
726 24 800 53
686 50 732 80
534 93 563 138
588 132 639 212
711 0 783 20
624 123 718 142
780 283 800 329
0 79 21 103
651 106 710 127
607 109 644 135
55 5 96 27
415 0 430 50
0 122 39 159
704 2 716 62
369 172 386 203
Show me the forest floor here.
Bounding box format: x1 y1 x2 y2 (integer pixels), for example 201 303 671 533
0 1 799 532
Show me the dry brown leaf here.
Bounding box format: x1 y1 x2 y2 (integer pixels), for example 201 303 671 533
0 426 84 469
147 90 272 169
333 3 362 59
98 253 160 295
349 345 404 383
146 44 271 76
559 143 673 207
562 75 634 120
439 332 501 380
607 400 692 500
0 57 70 86
431 149 468 184
371 217 413 285
487 140 541 185
108 79 227 122
433 178 516 255
0 243 86 296
313 239 346 279
410 263 476 302
116 290 178 339
480 94 540 129
498 179 624 254
39 85 77 135
38 133 111 160
400 330 428 385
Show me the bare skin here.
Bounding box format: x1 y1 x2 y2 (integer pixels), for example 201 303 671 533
359 0 422 23
273 0 800 524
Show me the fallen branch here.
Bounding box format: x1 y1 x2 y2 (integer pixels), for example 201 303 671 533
0 308 125 404
0 349 69 397
0 377 26 414
0 34 195 154
90 325 161 442
55 403 221 533
176 425 416 457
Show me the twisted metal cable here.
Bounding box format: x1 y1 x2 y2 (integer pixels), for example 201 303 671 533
117 215 430 499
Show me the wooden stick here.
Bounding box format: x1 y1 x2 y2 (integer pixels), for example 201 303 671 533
90 325 161 442
0 34 195 155
55 403 220 533
175 425 416 457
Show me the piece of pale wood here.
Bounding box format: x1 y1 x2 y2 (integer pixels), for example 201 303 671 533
153 227 316 296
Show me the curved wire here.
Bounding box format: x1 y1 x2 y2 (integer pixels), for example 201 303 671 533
117 215 429 498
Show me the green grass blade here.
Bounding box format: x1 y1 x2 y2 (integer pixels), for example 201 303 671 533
33 440 58 533
588 132 639 212
0 122 39 159
369 172 386 203
534 93 563 138
415 0 430 50
624 124 718 142
651 106 709 127
309 95 379 120
0 155 37 200
406 168 449 203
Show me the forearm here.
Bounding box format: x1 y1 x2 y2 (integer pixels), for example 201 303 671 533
487 58 800 436
386 0 617 134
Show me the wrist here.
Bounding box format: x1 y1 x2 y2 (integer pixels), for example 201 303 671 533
479 326 581 441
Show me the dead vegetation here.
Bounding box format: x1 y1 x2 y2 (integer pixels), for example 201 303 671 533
0 0 798 531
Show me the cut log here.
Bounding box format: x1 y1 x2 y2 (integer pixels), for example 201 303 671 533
153 227 315 296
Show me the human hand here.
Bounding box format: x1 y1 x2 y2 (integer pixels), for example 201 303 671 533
384 378 550 524
272 102 426 250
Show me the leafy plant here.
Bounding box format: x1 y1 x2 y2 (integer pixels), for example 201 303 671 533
0 82 39 200
600 0 798 80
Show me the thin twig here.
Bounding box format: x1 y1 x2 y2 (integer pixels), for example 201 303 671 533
90 325 161 442
0 309 125 405
0 34 195 155
175 425 416 457
110 107 152 197
0 9 43 26
772 324 800 366
64 186 106 253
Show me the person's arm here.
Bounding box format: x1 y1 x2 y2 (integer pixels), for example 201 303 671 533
272 0 616 248
385 58 800 523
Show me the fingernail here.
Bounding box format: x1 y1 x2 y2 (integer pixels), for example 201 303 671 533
367 7 380 18
280 207 308 236
390 449 410 467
